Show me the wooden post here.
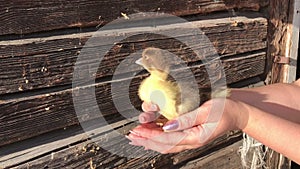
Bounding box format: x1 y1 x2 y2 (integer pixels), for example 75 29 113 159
281 0 300 82
266 0 300 168
268 0 300 83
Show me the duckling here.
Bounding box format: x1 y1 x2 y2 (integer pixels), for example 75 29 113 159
136 47 200 121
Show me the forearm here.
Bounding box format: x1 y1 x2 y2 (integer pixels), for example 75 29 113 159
229 81 300 123
230 100 300 164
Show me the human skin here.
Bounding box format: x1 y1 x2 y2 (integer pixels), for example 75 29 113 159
126 79 300 164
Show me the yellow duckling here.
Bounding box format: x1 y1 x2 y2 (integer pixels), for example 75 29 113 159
136 47 200 121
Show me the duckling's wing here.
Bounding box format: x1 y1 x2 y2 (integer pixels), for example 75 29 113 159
176 81 201 115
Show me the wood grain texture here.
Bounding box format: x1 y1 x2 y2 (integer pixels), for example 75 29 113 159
285 0 300 83
0 119 241 169
0 119 134 168
0 1 273 168
0 51 266 147
179 140 243 169
0 15 268 94
267 0 295 83
265 0 295 168
0 0 269 36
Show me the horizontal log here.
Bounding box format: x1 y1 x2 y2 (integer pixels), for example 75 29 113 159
0 0 268 36
171 131 242 165
0 118 135 168
0 51 266 147
179 140 243 169
0 14 268 94
0 116 241 169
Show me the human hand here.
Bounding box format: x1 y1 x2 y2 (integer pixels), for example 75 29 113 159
126 99 242 154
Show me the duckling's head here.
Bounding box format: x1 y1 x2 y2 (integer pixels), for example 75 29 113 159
136 47 171 73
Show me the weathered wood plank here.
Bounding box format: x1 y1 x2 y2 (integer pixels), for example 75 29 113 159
267 0 295 84
179 140 243 169
171 131 241 166
0 118 135 168
0 51 266 147
285 0 300 83
0 15 268 94
0 0 268 36
267 0 299 84
265 0 297 167
0 120 241 169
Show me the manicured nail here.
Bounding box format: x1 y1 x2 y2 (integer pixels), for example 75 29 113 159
163 120 179 131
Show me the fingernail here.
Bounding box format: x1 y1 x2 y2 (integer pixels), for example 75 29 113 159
150 104 158 111
163 120 179 131
129 142 138 146
139 113 150 124
139 115 147 123
139 112 156 123
129 130 140 136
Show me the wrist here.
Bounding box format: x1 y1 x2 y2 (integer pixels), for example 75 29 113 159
224 99 249 131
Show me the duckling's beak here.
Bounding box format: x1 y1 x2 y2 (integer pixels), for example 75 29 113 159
135 58 143 66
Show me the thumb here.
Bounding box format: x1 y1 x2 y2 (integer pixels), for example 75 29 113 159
162 98 225 132
162 102 211 131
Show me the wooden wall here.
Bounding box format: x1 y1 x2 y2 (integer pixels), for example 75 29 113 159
0 0 271 168
265 0 299 167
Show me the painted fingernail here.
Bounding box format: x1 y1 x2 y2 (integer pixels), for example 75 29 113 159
163 120 179 131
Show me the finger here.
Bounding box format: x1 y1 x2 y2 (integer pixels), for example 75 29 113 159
141 122 162 129
131 123 219 146
131 125 202 146
162 99 226 132
182 123 219 144
162 103 210 132
128 137 199 154
129 125 185 145
139 112 160 123
142 102 159 112
126 123 162 138
126 130 147 140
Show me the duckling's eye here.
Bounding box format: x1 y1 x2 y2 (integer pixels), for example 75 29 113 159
144 55 149 60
